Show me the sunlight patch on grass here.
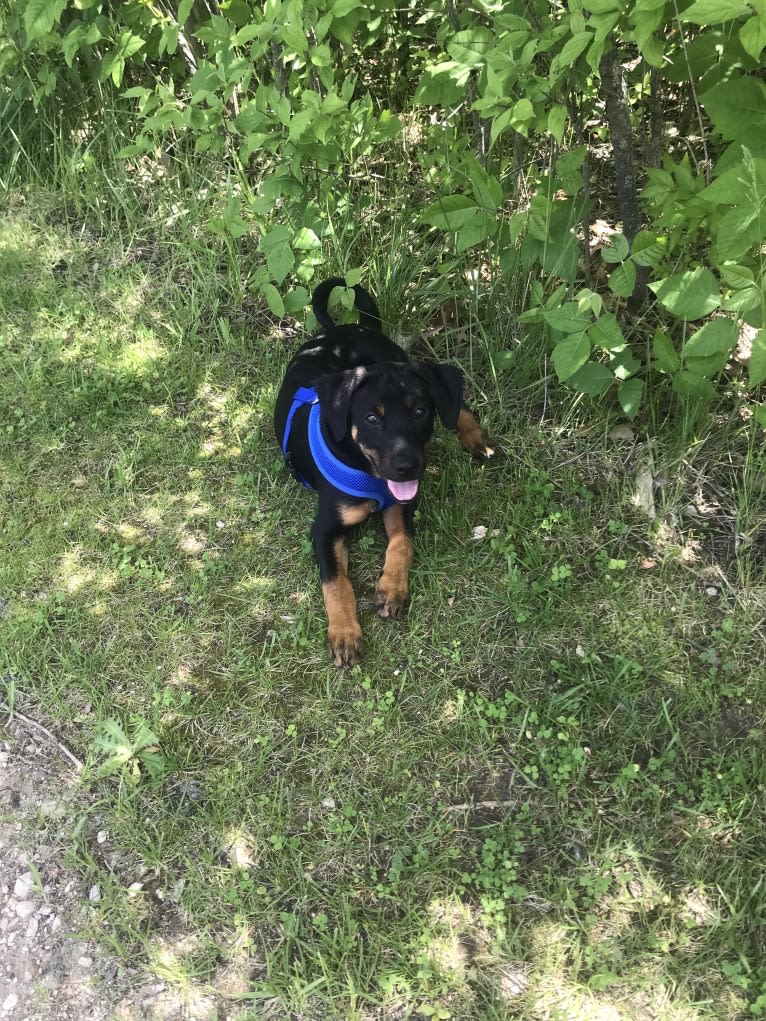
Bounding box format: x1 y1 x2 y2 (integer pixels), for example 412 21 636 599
56 547 117 595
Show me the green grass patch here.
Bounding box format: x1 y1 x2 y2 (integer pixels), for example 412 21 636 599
2 194 765 1020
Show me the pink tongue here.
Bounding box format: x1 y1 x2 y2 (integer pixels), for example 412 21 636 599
387 479 419 502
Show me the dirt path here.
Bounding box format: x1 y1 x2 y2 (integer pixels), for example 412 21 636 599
0 713 223 1020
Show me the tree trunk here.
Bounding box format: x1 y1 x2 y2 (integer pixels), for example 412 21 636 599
599 45 647 310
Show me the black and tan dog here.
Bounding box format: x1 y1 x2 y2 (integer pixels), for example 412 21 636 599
274 278 492 667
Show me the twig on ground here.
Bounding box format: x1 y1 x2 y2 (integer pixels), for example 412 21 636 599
1 704 84 772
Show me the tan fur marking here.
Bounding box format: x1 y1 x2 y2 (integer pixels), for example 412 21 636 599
339 500 376 527
457 408 494 459
375 504 414 619
322 570 362 667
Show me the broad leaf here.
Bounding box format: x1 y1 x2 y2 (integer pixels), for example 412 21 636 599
589 313 626 353
609 261 637 298
567 361 615 394
740 15 766 60
24 0 66 40
600 233 629 264
551 332 591 380
700 78 766 142
681 317 738 375
618 378 644 420
652 330 680 373
649 267 720 320
750 329 766 386
681 0 750 22
672 371 715 397
261 283 285 317
447 26 494 68
543 303 592 334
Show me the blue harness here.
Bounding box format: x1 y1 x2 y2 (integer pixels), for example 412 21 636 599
282 387 395 511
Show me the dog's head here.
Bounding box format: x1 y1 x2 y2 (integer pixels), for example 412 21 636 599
316 361 464 503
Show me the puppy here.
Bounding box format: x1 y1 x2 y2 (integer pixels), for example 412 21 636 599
274 278 492 666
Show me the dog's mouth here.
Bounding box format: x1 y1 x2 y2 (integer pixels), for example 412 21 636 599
386 479 419 502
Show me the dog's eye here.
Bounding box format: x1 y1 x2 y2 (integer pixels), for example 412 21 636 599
413 406 427 418
365 412 380 425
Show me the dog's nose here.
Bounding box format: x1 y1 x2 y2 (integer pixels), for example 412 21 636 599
391 453 420 479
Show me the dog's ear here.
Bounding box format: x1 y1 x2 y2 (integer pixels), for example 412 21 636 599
316 366 369 443
412 362 464 431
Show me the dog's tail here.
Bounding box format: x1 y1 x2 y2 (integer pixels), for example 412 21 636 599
312 277 382 333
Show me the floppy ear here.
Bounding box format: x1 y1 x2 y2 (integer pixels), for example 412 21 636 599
315 365 369 443
412 362 464 431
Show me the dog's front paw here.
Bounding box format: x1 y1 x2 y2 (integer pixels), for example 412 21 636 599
457 409 495 460
327 624 363 668
375 575 409 619
466 428 495 460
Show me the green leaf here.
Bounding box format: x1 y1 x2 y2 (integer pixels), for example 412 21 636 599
551 30 593 74
510 98 535 135
566 361 615 394
589 313 626 352
419 195 479 231
547 104 567 142
543 303 592 334
611 347 642 379
283 286 310 314
649 267 721 320
551 332 591 380
618 377 644 419
715 204 761 261
630 231 666 267
740 15 766 60
446 26 494 68
293 227 321 250
672 370 715 397
700 78 766 142
608 261 637 298
465 157 504 210
261 283 285 317
652 330 680 373
750 329 766 386
600 233 629 263
331 0 361 16
721 284 761 314
681 317 738 375
279 19 308 54
680 0 750 23
24 0 66 40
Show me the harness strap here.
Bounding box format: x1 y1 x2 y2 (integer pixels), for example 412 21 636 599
282 388 395 510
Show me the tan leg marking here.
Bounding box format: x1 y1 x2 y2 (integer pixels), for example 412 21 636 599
457 408 494 459
375 504 414 619
323 537 362 667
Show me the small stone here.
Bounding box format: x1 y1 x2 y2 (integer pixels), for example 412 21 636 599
321 796 336 810
88 885 101 902
96 830 108 844
471 525 488 541
13 873 35 898
2 993 19 1014
14 901 36 919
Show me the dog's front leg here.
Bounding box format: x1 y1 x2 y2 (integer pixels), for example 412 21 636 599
375 503 414 619
457 407 494 459
312 519 362 667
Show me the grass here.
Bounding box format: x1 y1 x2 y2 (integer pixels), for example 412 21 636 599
1 170 766 1020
